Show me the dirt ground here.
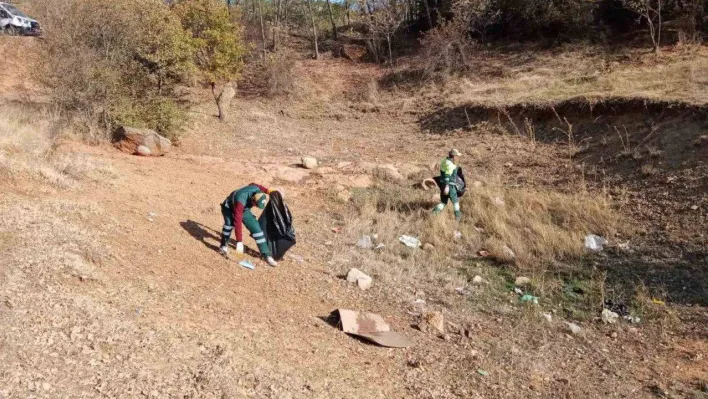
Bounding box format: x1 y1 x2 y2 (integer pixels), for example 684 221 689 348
1 36 707 398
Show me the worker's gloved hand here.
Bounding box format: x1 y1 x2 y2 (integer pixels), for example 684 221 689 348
443 185 450 195
236 242 244 254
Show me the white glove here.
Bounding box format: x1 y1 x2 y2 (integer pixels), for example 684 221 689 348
236 242 244 254
443 185 450 195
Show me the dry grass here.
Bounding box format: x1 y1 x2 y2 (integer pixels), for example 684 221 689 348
336 173 624 313
0 106 116 188
408 45 708 108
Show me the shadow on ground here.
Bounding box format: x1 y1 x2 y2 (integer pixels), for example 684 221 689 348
179 220 261 257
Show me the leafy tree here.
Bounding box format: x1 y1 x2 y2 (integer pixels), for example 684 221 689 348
174 0 248 120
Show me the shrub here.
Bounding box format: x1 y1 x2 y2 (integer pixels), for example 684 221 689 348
35 0 195 139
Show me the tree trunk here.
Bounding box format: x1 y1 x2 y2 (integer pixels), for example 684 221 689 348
306 0 320 59
212 82 237 121
422 0 433 30
257 0 267 57
326 0 338 40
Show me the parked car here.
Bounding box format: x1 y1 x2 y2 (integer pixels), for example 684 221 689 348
0 2 40 36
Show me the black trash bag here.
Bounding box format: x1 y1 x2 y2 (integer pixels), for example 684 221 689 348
433 166 467 198
258 191 296 261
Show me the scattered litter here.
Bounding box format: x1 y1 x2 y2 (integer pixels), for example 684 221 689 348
335 309 412 348
623 315 641 324
604 299 629 316
331 227 342 234
542 313 553 322
374 243 386 250
514 287 524 295
239 260 255 270
690 205 699 211
454 231 463 240
601 308 619 324
478 250 490 257
148 212 157 217
514 276 531 287
356 235 373 249
399 235 422 248
474 226 485 233
414 299 426 305
651 298 665 306
472 275 483 285
584 234 608 252
476 369 489 376
135 308 142 316
423 243 435 251
493 197 505 206
567 322 583 335
519 295 539 305
455 287 466 294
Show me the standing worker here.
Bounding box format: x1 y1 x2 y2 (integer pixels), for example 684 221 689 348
219 183 280 267
432 149 463 221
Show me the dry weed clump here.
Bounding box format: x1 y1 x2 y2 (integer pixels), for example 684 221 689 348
0 106 116 188
346 175 621 276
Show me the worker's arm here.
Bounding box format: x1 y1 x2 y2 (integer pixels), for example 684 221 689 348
232 201 245 243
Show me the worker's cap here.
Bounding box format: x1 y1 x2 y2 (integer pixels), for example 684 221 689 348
254 193 267 209
449 149 462 157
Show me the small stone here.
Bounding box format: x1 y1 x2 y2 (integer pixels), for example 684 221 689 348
301 156 318 169
136 145 152 156
472 275 484 285
610 331 618 339
419 311 445 334
567 322 582 335
515 276 531 287
601 308 619 324
346 268 370 283
454 231 462 240
691 205 699 211
357 276 373 291
423 243 435 251
502 246 516 259
542 313 552 322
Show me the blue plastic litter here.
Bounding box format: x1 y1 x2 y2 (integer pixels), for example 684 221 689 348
239 260 255 270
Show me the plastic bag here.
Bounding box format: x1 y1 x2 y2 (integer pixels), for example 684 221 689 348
258 191 296 260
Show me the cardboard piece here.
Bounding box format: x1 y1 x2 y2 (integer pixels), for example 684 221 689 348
336 309 412 348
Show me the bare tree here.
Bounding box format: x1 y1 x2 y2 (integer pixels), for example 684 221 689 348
325 0 338 40
306 0 320 59
624 0 666 52
368 0 405 64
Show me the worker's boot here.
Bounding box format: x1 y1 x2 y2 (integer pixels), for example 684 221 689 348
219 246 229 258
265 256 278 267
455 211 463 222
432 203 444 215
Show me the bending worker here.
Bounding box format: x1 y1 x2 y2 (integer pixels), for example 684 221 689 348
220 183 279 267
432 149 463 221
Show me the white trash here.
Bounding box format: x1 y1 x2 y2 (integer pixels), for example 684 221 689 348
601 308 619 324
398 235 422 248
584 234 608 252
356 235 373 249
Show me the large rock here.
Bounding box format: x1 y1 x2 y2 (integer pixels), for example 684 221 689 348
115 126 171 156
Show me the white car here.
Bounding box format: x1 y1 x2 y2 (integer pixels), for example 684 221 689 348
0 2 40 36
